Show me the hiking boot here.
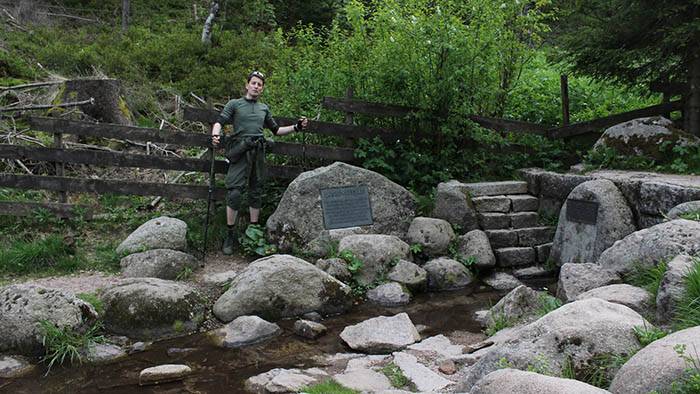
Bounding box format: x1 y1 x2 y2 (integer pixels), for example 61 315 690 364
222 231 238 255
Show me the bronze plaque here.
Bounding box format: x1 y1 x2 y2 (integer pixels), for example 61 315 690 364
321 186 373 230
566 199 599 225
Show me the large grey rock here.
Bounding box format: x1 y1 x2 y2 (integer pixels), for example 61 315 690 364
480 285 545 328
657 254 698 324
266 162 416 253
120 249 199 279
481 271 523 291
306 227 368 258
593 116 699 159
392 351 453 392
337 235 412 286
315 257 352 282
333 356 394 391
406 217 454 256
597 219 700 276
550 179 635 266
471 368 611 394
386 260 428 292
0 356 35 378
423 257 475 291
246 367 330 393
139 364 192 386
610 326 700 394
0 284 98 356
575 284 652 317
339 313 421 354
116 216 187 254
101 278 206 339
213 254 353 322
208 315 282 348
432 180 479 233
556 263 621 302
667 200 700 220
367 282 410 307
638 182 700 218
456 230 496 270
538 172 594 200
455 298 649 390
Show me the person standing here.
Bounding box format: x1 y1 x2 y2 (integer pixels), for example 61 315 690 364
211 71 307 255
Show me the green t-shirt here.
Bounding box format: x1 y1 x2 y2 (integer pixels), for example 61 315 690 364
216 97 280 137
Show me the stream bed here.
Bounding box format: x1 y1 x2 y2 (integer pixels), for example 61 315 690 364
5 287 516 394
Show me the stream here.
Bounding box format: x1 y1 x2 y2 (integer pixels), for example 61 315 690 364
4 286 523 394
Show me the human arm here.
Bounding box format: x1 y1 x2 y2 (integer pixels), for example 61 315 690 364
274 116 308 136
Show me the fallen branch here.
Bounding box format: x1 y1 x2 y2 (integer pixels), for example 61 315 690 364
0 98 94 112
14 159 33 175
0 81 64 91
45 12 98 23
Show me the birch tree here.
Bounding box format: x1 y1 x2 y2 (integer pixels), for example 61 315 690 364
201 0 221 44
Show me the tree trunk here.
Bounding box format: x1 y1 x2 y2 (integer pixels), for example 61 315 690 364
201 0 220 45
121 0 130 34
687 49 700 136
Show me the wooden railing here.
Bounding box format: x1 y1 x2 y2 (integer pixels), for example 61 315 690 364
0 94 684 219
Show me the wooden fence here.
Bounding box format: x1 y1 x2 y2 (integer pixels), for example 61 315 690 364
0 94 685 219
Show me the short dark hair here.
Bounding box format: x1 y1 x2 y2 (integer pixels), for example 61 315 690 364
248 71 265 84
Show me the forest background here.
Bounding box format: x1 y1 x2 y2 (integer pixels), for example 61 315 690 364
0 0 696 266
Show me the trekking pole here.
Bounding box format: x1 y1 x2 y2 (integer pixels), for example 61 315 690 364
201 144 216 267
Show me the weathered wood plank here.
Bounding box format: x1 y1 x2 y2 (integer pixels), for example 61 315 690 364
30 117 210 147
547 100 683 139
0 142 353 171
184 107 406 140
322 96 420 118
468 114 551 135
0 201 93 219
0 173 228 200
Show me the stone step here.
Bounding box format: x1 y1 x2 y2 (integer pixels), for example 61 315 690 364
472 194 540 213
477 212 541 230
494 247 536 268
463 181 528 197
485 227 554 248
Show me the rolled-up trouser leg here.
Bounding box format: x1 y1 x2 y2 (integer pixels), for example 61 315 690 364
225 159 247 211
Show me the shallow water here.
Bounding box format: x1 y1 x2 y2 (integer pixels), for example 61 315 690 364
4 287 511 394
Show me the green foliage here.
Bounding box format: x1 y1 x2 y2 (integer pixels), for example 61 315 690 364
176 266 194 281
300 379 360 394
633 323 669 347
665 344 700 394
39 319 105 375
381 363 411 389
577 352 631 389
681 209 700 222
92 241 126 273
76 293 104 315
537 293 563 317
583 141 700 175
0 235 81 275
526 353 553 376
409 243 423 255
338 249 363 274
673 258 700 331
624 259 668 304
486 309 516 337
549 0 700 88
239 224 278 257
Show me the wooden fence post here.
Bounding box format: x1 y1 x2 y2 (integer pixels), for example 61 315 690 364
561 75 570 125
345 87 356 148
53 132 67 205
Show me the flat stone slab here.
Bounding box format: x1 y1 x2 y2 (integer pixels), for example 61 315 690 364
509 194 539 212
485 229 519 248
478 213 510 229
495 247 536 267
472 196 511 212
139 364 192 386
463 181 528 197
509 212 539 229
392 351 454 392
0 355 35 378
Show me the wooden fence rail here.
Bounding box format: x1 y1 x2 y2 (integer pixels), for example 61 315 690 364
0 94 685 219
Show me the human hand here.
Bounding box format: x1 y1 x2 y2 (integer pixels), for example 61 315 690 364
212 134 220 147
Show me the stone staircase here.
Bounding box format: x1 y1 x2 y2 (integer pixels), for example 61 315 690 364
461 181 554 277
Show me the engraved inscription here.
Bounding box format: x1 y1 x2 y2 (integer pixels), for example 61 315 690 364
321 186 373 230
566 199 599 225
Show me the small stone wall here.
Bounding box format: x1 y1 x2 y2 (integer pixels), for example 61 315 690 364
518 168 700 229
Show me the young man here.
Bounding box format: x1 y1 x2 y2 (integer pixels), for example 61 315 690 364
211 71 307 255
